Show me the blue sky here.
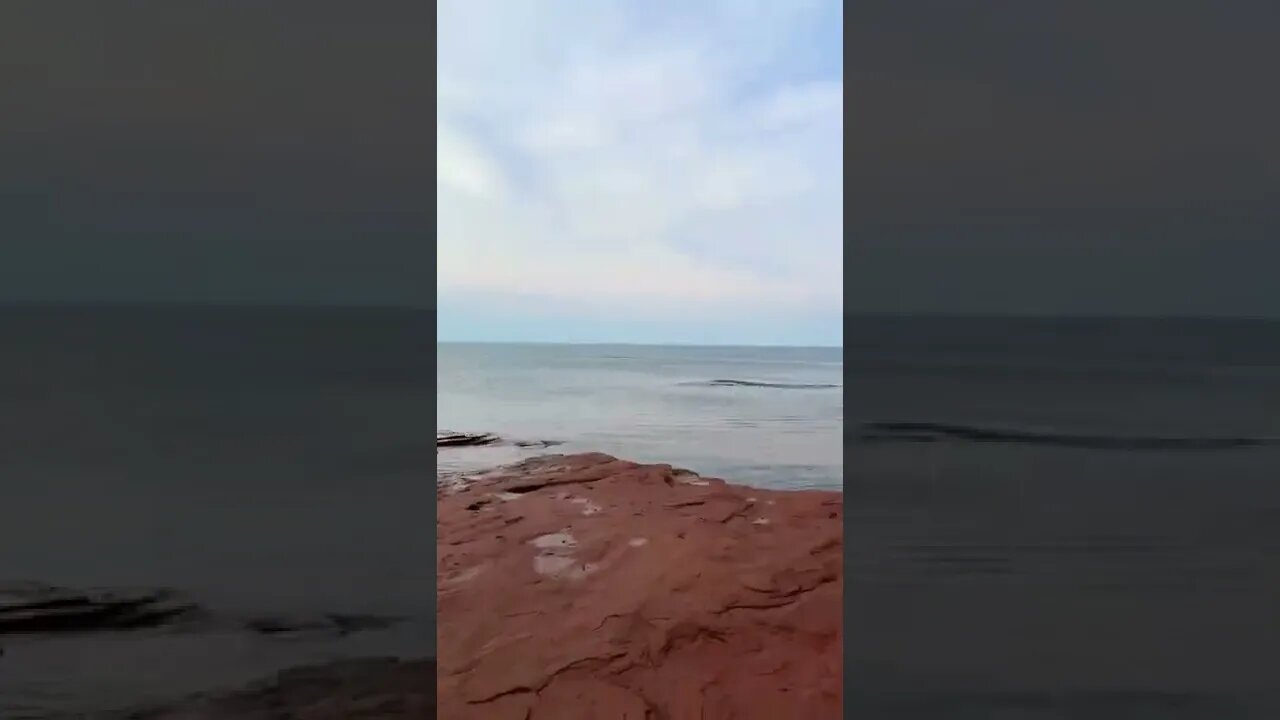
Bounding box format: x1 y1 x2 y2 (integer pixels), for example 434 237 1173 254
437 1 842 346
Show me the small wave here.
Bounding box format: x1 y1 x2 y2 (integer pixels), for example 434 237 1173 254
858 421 1278 450
683 379 841 389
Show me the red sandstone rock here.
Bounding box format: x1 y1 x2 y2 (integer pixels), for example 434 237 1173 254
437 453 843 719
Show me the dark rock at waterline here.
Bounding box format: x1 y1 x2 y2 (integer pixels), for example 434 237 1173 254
437 430 564 449
436 431 500 447
1 582 407 643
0 583 198 635
514 439 565 448
244 613 402 638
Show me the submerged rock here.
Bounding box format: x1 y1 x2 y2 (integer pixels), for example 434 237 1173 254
0 583 401 644
0 583 198 635
243 613 402 638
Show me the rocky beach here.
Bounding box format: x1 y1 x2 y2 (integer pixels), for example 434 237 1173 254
118 443 842 719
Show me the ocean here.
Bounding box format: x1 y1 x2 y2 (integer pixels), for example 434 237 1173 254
436 342 844 489
1 316 841 717
440 319 1280 714
6 310 1280 716
0 305 434 718
843 316 1280 717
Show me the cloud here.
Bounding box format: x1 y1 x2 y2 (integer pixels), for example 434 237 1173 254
437 0 842 327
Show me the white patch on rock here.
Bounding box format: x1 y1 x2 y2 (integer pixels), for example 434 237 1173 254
493 492 522 501
568 497 603 516
528 531 596 580
446 566 486 584
752 518 771 526
532 555 576 577
529 532 577 550
747 497 757 503
628 537 649 547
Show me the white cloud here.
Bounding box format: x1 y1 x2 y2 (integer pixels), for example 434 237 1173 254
436 125 508 199
437 0 842 317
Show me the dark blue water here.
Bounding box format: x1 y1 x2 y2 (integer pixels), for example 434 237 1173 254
0 305 433 718
9 312 1280 716
437 342 844 489
844 317 1280 717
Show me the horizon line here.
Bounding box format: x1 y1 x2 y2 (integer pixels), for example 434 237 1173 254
0 300 430 312
437 339 843 349
3 302 1278 322
842 311 1280 322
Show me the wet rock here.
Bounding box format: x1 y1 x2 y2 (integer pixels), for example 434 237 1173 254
436 431 500 447
514 439 566 448
0 583 198 635
244 613 402 638
438 431 564 450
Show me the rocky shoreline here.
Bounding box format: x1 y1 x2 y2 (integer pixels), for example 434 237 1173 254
113 450 843 719
0 583 404 642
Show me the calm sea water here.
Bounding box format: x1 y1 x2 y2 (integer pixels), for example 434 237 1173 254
844 317 1280 718
437 342 844 489
0 305 433 718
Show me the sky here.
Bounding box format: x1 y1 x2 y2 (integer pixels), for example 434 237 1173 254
850 3 1280 317
8 4 1279 333
0 1 430 308
436 0 844 346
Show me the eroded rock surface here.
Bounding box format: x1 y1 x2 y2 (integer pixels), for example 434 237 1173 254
438 452 842 719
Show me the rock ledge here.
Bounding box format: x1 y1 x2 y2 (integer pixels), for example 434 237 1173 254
438 452 842 719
